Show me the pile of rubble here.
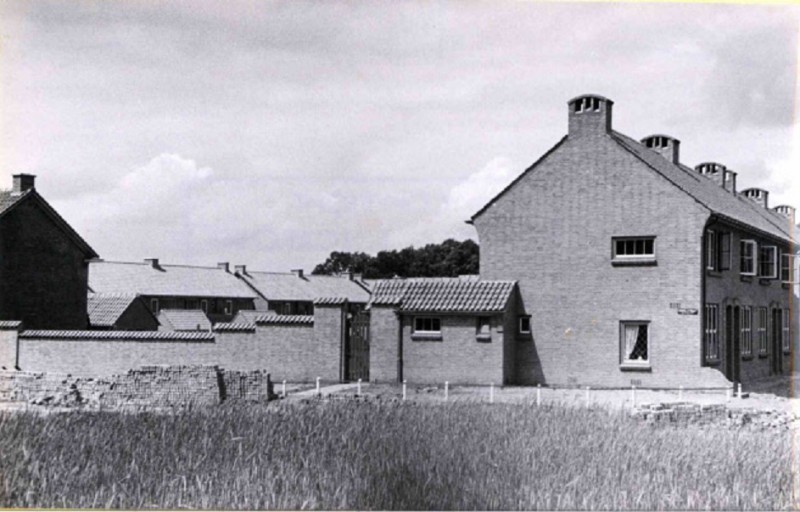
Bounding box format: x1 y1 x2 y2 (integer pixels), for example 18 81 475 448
632 401 797 430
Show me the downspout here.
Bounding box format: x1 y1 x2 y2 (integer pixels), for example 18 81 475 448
701 215 717 369
397 311 403 383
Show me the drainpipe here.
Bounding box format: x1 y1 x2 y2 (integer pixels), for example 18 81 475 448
397 311 403 383
701 215 717 369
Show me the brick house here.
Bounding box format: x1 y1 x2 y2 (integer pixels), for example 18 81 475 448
87 293 159 331
369 278 520 384
89 259 258 324
0 175 98 329
469 94 795 388
233 267 370 315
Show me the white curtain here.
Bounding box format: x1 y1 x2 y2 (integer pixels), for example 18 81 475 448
625 325 639 360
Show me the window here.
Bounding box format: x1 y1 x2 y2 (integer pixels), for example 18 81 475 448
757 307 768 356
719 232 731 270
225 300 233 316
476 317 491 342
201 300 208 314
612 237 655 261
741 306 752 357
706 230 717 270
704 304 719 361
519 316 531 334
740 240 757 276
151 298 159 314
783 309 791 353
620 322 649 366
414 317 441 334
781 253 794 283
759 246 777 278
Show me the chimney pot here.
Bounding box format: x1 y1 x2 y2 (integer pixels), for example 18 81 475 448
11 174 36 195
741 188 769 209
144 258 160 270
773 205 796 222
641 135 680 164
291 269 304 279
217 262 230 272
567 94 613 138
722 169 737 195
695 162 727 188
234 264 247 275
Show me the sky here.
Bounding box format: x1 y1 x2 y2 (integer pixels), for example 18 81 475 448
1 1 799 272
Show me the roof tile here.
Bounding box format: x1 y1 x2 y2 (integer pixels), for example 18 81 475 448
370 278 516 313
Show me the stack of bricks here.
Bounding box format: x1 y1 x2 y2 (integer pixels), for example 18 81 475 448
632 401 794 429
99 365 221 409
221 369 275 402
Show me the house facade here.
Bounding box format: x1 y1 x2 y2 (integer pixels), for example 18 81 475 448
89 259 258 324
0 175 98 329
470 95 795 388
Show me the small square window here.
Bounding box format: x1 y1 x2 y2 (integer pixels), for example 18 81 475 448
620 321 649 367
612 237 655 265
476 317 491 342
414 317 441 334
519 316 531 334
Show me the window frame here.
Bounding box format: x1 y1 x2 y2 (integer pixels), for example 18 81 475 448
758 245 777 279
476 316 492 342
783 309 791 353
740 240 757 276
719 232 732 271
200 300 208 314
757 307 768 356
412 316 443 341
706 230 718 270
741 306 753 357
518 316 531 335
151 298 160 314
619 321 650 369
611 236 656 264
704 304 720 362
781 253 794 283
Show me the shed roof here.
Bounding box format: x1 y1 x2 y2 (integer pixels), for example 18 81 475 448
370 278 516 313
89 260 258 299
87 293 145 328
238 271 370 303
158 309 212 331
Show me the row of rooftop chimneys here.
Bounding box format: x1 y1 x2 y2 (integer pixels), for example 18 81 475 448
568 94 796 220
141 258 362 280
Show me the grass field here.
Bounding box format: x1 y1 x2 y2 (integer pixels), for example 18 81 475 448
0 400 794 510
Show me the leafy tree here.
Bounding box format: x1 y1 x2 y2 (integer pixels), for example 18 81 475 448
311 239 479 278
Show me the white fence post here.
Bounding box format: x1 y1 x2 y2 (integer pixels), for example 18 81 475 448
316 377 320 396
737 382 742 399
536 384 541 406
678 385 683 400
282 380 286 398
631 385 636 408
402 380 407 401
490 383 494 403
444 381 449 401
726 387 732 402
357 378 362 396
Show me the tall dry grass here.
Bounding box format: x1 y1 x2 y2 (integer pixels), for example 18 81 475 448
0 401 793 509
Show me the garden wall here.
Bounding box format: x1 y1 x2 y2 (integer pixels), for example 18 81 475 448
4 301 346 381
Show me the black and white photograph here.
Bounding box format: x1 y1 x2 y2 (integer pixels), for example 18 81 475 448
1 0 798 509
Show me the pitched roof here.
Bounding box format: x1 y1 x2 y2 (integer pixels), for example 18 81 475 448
238 271 370 303
19 330 214 341
158 309 212 331
370 278 516 313
254 313 314 325
0 189 98 257
610 132 794 243
87 293 144 328
89 261 258 299
471 125 795 245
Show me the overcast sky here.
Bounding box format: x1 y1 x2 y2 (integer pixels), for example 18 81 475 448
1 1 798 271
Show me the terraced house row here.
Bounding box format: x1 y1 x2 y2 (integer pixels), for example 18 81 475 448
1 94 797 388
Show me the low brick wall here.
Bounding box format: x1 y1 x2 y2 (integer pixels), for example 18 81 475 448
0 365 275 409
632 401 796 430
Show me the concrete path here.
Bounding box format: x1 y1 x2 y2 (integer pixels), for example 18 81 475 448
286 382 363 399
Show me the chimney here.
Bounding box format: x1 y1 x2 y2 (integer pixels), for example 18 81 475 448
353 273 363 281
773 205 796 222
11 174 36 195
291 269 304 279
567 94 613 138
741 188 769 209
695 162 726 188
217 262 230 272
234 264 247 275
722 169 737 194
641 135 680 164
144 258 161 270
